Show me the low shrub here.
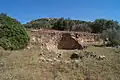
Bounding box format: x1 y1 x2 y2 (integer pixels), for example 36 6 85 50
0 13 30 50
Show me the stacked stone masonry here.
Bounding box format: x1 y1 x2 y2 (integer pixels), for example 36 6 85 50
30 29 100 50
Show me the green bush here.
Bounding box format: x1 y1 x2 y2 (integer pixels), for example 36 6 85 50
102 28 120 46
0 13 30 50
52 18 67 30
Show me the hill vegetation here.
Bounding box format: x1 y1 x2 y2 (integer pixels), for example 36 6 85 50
0 12 120 49
24 17 120 46
0 13 120 80
0 13 30 50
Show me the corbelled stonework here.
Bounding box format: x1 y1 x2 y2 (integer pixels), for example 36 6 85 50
30 29 100 50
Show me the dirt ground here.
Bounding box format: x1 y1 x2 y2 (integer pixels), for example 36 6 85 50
0 44 120 80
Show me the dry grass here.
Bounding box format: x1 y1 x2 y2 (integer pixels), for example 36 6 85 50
0 45 119 80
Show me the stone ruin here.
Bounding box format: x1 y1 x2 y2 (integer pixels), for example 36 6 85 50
30 29 100 50
57 33 83 50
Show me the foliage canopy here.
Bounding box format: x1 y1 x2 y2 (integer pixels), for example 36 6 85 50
0 13 30 50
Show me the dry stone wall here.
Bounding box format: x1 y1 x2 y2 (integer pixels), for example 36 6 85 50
30 29 100 50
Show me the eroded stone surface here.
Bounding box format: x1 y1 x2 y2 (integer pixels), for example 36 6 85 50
30 29 100 51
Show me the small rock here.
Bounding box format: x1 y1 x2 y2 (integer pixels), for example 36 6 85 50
79 55 84 59
53 58 58 61
56 59 61 62
51 62 54 65
46 59 53 62
57 54 62 58
26 46 31 49
39 53 43 56
70 53 79 60
97 55 106 60
0 62 4 67
64 60 70 64
40 57 46 61
90 54 97 58
74 60 79 63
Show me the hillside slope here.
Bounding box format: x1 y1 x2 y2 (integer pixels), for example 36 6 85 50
0 30 119 80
